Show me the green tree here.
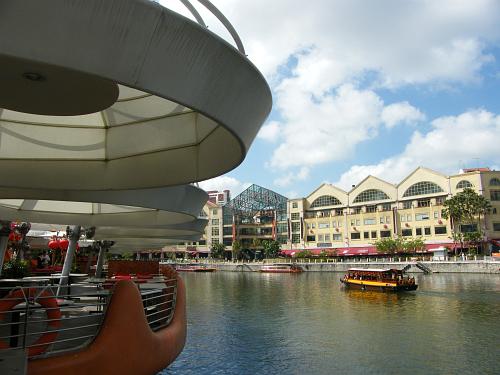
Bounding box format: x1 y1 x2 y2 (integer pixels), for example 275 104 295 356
463 231 482 255
403 237 426 254
374 237 398 254
231 240 242 260
210 242 226 259
262 240 281 259
295 250 312 258
249 238 261 260
1 259 30 278
442 188 491 254
374 237 411 254
121 252 134 260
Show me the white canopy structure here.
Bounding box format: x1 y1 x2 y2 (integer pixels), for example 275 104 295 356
0 1 271 370
0 0 271 191
27 221 206 243
0 185 207 272
0 185 207 227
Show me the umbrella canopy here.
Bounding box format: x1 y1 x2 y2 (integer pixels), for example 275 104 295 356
0 184 207 226
0 201 207 228
0 0 271 191
29 220 206 241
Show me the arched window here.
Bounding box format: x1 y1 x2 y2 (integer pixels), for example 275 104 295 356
352 189 389 203
310 195 341 208
456 180 473 189
403 181 444 197
490 178 500 186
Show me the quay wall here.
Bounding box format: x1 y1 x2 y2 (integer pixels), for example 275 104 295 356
212 261 500 274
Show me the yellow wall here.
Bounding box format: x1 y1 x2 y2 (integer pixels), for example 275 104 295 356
291 167 500 249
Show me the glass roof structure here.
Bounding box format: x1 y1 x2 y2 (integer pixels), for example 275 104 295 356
224 184 288 222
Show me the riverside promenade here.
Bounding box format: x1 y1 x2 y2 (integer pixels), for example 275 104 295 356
194 258 500 274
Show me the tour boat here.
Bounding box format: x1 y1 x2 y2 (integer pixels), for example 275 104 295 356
340 268 418 291
260 264 303 273
175 264 217 273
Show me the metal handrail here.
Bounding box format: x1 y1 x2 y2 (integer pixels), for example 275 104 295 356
0 277 177 359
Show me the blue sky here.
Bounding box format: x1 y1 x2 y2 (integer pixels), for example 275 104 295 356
161 0 500 199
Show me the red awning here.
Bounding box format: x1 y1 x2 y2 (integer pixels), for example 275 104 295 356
281 242 456 256
336 247 378 256
490 239 500 247
424 243 456 251
280 247 379 256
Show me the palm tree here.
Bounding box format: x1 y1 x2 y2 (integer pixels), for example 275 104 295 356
442 188 492 254
231 240 241 261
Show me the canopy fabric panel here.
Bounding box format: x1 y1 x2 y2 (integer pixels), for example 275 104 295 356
0 185 207 223
28 222 205 239
93 220 207 239
0 0 271 190
0 185 208 228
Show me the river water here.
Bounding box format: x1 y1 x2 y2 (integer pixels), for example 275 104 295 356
161 272 499 375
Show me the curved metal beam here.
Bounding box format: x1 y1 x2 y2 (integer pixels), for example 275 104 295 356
178 0 207 27
196 0 246 54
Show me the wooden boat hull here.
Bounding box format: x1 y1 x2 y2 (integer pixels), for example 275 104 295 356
28 278 186 375
340 279 418 292
176 267 216 272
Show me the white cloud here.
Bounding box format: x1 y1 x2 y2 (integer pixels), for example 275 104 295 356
335 109 500 190
257 121 281 142
161 1 499 85
273 167 310 188
268 82 424 170
381 102 426 128
227 1 498 84
158 1 500 194
198 176 251 196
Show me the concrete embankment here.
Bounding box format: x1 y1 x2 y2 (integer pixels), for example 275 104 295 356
213 261 500 274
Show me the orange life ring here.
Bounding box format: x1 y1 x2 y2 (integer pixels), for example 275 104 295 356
0 288 62 356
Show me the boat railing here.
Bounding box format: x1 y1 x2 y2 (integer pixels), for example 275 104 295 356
0 277 177 359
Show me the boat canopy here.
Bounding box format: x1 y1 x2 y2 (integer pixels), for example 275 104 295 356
347 268 399 273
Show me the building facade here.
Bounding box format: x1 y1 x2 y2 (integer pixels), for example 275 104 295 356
285 167 500 255
171 185 288 257
173 167 500 257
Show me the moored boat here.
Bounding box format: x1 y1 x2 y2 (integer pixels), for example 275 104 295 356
340 268 417 291
175 264 217 273
260 264 303 273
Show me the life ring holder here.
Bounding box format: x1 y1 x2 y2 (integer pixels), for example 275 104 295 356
0 287 62 357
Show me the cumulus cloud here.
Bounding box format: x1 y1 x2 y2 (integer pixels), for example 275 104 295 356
273 167 310 188
285 190 300 199
198 176 251 196
268 81 423 172
257 121 281 142
160 0 500 194
334 109 500 190
270 84 385 169
381 102 426 128
162 1 499 85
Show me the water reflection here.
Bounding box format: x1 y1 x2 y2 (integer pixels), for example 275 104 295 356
162 273 500 375
343 289 403 304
